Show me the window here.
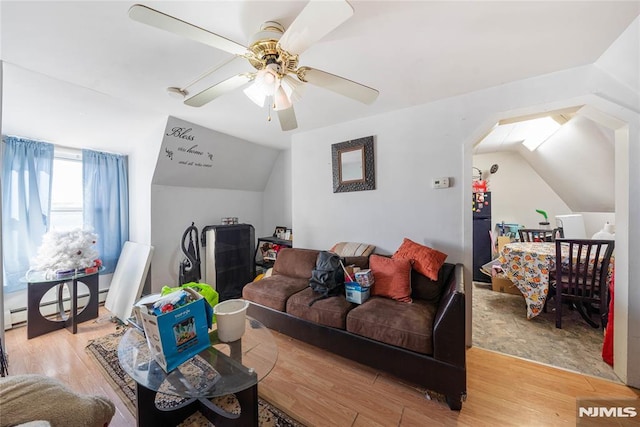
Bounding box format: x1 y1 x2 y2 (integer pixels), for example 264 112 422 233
2 137 128 307
50 147 83 231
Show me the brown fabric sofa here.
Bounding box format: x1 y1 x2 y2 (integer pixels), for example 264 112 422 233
243 248 466 410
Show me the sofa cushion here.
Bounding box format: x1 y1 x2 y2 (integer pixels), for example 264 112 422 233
330 242 376 257
346 296 437 354
411 262 454 303
272 248 319 279
242 275 309 312
286 288 355 329
392 238 447 281
369 255 412 303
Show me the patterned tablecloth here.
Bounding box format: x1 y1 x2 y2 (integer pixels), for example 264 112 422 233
498 242 557 319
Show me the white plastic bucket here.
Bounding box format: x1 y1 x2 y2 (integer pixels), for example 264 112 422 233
213 299 249 342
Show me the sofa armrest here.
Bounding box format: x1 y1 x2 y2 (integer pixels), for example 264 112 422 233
432 263 465 367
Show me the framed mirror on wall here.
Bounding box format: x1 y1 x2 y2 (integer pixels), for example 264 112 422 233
331 136 375 193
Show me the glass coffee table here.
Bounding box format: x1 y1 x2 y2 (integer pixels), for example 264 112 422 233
118 316 278 427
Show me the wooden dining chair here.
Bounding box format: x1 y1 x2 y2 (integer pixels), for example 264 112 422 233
518 228 556 242
551 239 615 329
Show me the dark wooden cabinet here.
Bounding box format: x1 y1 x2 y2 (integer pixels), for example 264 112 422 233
201 224 255 301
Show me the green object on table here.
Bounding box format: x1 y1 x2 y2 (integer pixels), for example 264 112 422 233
535 209 548 220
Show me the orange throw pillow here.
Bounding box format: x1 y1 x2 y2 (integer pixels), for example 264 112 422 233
369 255 412 303
392 238 447 281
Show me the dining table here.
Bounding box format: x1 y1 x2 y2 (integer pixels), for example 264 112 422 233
498 241 614 320
497 242 558 319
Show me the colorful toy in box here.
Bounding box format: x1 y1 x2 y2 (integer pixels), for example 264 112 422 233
152 290 190 315
161 282 218 327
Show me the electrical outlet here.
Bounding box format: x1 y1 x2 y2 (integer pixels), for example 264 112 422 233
432 177 450 189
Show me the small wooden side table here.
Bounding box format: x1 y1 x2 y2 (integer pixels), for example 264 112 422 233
25 269 100 339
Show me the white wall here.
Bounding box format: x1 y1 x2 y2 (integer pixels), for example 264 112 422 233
128 119 167 246
527 115 615 212
596 17 640 93
292 100 466 260
262 149 292 240
581 212 616 237
473 151 571 232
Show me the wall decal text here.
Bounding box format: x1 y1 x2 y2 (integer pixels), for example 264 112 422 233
166 127 195 141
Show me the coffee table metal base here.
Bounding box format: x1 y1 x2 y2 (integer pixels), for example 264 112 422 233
135 381 258 427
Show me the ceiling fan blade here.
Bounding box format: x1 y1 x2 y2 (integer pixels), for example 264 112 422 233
128 4 247 56
298 67 379 105
184 74 251 107
278 0 354 55
277 107 298 131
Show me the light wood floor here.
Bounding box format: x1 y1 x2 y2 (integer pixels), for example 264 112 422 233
3 307 638 426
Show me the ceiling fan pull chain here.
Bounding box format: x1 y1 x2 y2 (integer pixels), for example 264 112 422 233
267 99 272 122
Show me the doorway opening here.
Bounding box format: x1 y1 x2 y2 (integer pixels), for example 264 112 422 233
469 104 621 382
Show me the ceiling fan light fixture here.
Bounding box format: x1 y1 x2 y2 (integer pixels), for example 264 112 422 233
281 75 304 103
244 63 289 109
273 85 292 111
243 83 267 108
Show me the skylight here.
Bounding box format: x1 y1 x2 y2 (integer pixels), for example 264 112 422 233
521 117 562 151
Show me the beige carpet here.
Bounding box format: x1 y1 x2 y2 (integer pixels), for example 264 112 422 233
85 329 305 427
472 282 619 382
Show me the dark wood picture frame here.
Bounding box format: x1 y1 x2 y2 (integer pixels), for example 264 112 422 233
331 136 375 193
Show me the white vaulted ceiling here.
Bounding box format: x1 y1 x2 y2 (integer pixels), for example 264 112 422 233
1 1 639 150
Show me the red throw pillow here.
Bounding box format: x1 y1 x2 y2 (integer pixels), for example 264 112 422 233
369 255 412 303
392 238 447 281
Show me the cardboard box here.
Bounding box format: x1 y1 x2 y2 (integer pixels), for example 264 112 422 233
136 288 211 372
354 269 374 287
345 282 370 304
491 275 522 296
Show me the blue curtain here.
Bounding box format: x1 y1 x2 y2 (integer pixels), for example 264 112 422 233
2 136 54 292
82 150 129 274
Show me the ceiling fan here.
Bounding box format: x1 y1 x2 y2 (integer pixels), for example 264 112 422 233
128 1 379 131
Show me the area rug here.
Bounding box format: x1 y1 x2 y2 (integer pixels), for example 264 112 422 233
86 329 305 427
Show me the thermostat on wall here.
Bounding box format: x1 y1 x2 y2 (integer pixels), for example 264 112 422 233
432 177 450 189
